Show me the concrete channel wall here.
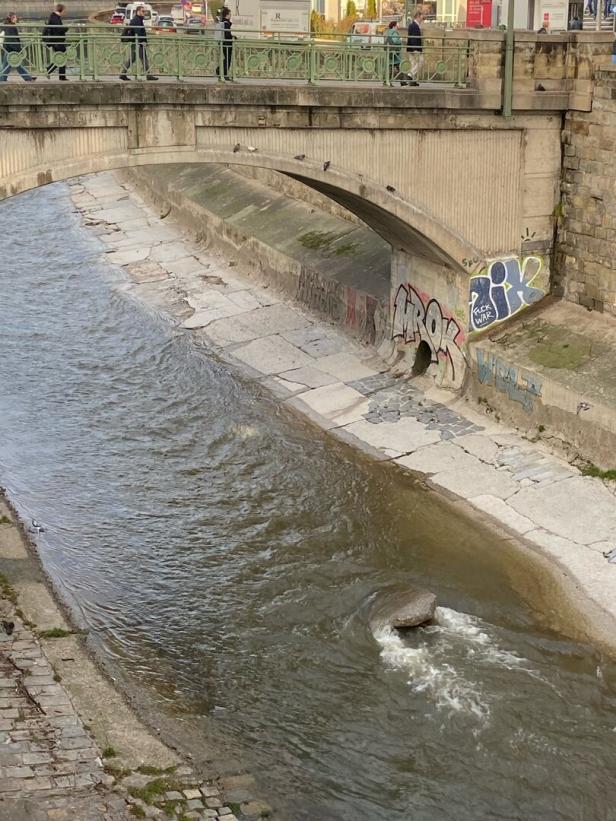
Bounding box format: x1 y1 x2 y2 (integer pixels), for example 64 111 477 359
123 163 392 347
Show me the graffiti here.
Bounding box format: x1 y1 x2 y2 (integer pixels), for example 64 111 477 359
469 256 545 332
520 227 537 241
476 350 542 413
462 256 481 269
392 284 466 379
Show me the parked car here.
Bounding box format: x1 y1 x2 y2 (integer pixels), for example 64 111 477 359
183 15 205 33
109 11 125 24
153 15 177 33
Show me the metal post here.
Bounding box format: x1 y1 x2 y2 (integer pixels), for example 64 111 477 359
502 0 515 117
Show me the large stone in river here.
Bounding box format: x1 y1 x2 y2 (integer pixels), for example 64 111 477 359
371 588 437 629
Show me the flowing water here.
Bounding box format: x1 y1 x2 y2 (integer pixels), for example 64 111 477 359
1 183 616 821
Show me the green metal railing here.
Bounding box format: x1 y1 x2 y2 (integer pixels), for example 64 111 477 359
0 24 470 85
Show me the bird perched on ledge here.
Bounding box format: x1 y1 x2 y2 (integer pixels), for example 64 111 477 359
323 160 331 171
294 154 306 161
233 143 240 153
386 185 396 193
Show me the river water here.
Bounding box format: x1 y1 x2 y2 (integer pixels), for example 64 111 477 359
1 183 616 821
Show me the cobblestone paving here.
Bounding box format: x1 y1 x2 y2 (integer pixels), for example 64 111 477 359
348 374 484 440
0 606 124 820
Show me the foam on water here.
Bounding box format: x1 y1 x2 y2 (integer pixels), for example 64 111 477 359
372 607 528 719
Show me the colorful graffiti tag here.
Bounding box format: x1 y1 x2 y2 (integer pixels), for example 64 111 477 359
392 284 466 379
469 256 545 332
476 349 542 413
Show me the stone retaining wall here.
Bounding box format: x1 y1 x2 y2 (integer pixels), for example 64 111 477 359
555 66 616 315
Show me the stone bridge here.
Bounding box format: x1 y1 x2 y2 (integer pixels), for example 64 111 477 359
0 30 612 385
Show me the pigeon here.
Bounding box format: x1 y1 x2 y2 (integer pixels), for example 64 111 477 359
536 83 546 91
386 185 396 193
323 160 331 171
294 154 306 161
233 143 240 153
247 145 258 153
2 621 14 636
603 547 616 563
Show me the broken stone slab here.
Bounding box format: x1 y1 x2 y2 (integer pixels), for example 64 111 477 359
370 587 437 630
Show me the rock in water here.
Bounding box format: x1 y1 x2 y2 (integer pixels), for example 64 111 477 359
370 588 437 630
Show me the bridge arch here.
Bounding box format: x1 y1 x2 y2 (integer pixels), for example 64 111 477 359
0 147 485 273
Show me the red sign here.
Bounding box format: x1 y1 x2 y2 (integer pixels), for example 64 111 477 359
466 0 492 27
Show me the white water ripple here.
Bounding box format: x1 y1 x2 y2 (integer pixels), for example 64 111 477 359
373 607 527 720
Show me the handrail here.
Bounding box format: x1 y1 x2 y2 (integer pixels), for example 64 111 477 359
0 28 470 85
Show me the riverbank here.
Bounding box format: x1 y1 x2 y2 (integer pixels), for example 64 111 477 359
0 493 268 819
66 170 616 659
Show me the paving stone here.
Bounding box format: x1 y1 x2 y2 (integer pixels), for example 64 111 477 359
278 366 338 389
468 495 536 534
184 788 202 800
310 352 378 381
342 417 441 458
292 383 370 428
232 336 313 375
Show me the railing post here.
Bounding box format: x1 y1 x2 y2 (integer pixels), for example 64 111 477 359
308 40 316 84
501 1 515 118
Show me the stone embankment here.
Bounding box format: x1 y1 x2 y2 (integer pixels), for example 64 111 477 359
67 170 616 658
0 494 272 819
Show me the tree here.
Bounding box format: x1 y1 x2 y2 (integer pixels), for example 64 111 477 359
310 9 324 32
345 0 357 17
366 0 377 18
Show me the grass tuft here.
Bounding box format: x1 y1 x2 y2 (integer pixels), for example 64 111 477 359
136 764 177 776
581 464 616 481
38 627 72 639
102 746 117 758
0 573 18 605
129 806 146 819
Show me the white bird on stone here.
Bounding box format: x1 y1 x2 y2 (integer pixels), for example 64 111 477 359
30 519 45 533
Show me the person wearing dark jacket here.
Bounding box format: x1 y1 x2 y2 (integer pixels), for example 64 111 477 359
406 10 424 87
119 5 158 81
0 12 36 81
221 7 233 81
44 4 68 81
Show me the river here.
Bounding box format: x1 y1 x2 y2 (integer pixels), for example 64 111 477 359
1 183 615 821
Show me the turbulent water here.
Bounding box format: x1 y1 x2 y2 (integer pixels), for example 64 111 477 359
1 183 616 821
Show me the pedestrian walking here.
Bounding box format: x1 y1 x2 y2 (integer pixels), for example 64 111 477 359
221 7 233 81
43 3 68 81
569 15 583 28
406 10 423 87
0 12 36 81
119 4 158 81
384 21 406 86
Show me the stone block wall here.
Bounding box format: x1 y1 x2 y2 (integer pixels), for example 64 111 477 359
555 66 616 314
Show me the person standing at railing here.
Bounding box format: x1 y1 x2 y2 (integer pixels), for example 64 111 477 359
43 4 68 81
0 12 36 81
406 10 423 87
221 7 233 82
385 21 406 86
119 5 158 82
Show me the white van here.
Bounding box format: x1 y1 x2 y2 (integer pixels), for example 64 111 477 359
124 3 158 28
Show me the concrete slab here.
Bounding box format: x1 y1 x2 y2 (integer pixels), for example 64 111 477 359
162 256 207 277
282 327 354 357
432 462 519 500
395 441 479 475
453 434 500 464
226 291 263 312
94 205 145 224
232 336 313 375
342 417 441 458
201 316 261 347
311 353 379 382
149 242 195 264
468 494 535 534
232 304 310 337
508 476 616 545
295 383 370 427
105 247 151 265
278 366 338 389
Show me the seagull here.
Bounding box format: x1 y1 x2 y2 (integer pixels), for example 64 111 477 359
603 547 616 563
577 402 591 414
323 160 331 171
233 143 240 153
247 145 258 153
31 519 45 533
294 154 306 161
386 185 396 193
2 621 14 636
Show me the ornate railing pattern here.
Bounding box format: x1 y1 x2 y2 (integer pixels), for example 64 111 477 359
0 26 470 85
